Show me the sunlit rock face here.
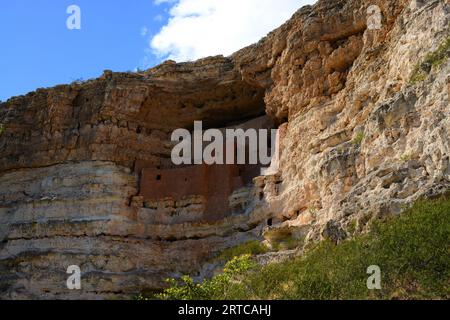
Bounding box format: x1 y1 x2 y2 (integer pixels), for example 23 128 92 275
0 0 449 299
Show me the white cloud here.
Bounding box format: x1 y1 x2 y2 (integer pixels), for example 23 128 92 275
151 0 317 62
154 14 164 22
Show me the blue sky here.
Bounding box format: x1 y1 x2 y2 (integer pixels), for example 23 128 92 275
0 0 171 101
0 0 316 101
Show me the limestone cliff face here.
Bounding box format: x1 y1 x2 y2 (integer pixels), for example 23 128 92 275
0 0 449 299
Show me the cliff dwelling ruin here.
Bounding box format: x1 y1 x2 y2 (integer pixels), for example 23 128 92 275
134 116 282 223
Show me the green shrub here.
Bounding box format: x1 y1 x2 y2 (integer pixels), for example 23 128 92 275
352 132 365 146
0 124 5 136
410 36 450 84
272 235 304 251
153 255 257 300
400 153 413 162
347 220 358 235
410 68 428 84
153 196 450 300
216 240 269 262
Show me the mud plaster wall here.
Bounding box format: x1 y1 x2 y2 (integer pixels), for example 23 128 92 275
140 164 242 221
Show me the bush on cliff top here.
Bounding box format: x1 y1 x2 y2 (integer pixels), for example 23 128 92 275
144 196 450 300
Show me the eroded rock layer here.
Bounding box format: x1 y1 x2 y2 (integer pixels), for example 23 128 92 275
0 0 449 299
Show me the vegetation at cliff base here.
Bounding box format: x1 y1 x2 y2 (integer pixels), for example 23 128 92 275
215 240 269 262
145 196 449 300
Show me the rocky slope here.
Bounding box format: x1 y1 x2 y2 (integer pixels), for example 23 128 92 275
0 0 449 299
